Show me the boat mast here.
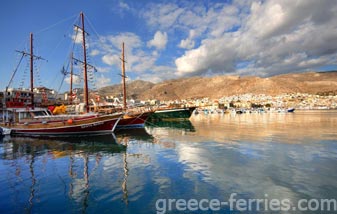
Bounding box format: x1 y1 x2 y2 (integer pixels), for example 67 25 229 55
121 42 127 111
30 33 35 109
13 33 45 109
69 52 73 105
80 12 89 113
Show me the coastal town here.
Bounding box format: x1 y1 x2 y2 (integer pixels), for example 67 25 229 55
82 90 337 111
2 87 336 114
188 93 337 110
99 92 337 111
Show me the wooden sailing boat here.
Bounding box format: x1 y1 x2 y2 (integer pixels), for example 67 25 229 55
1 12 123 136
115 42 153 129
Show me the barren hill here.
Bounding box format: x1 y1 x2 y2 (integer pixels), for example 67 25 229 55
97 71 337 100
98 80 154 99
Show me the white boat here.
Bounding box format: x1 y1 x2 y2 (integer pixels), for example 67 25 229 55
0 127 11 136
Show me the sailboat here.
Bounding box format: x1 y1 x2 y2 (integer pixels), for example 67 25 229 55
1 12 123 136
115 42 153 129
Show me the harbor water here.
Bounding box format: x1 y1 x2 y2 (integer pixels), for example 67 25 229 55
1 110 337 213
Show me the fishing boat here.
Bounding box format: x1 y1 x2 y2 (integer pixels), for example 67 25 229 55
149 106 196 121
1 12 123 136
115 42 153 129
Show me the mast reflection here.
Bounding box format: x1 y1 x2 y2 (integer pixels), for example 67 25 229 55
122 144 129 205
28 147 36 213
0 134 127 212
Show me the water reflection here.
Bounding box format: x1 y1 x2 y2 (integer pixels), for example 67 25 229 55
146 120 195 132
190 110 337 143
115 128 154 142
0 134 130 213
0 134 126 160
145 120 196 146
0 111 336 213
174 138 337 209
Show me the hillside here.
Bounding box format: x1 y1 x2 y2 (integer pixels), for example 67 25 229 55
97 71 337 100
98 80 154 99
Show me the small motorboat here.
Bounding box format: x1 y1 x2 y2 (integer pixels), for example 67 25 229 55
0 127 12 136
287 108 295 113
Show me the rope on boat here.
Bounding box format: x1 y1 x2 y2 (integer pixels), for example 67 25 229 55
6 53 25 91
84 15 107 50
35 14 78 35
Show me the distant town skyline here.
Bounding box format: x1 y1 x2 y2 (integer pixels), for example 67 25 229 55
1 0 337 93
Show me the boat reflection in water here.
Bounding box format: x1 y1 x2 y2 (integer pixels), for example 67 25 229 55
115 128 154 142
144 119 196 148
1 110 337 213
145 119 195 132
1 134 126 158
0 134 129 213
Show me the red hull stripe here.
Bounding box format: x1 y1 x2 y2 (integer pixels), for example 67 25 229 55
12 118 120 136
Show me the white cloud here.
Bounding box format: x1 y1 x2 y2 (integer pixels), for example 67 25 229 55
111 1 135 18
90 49 100 56
98 32 146 69
119 2 130 11
95 66 111 73
179 30 196 49
179 38 195 49
173 0 337 77
102 54 120 66
147 31 168 50
95 74 111 87
65 75 81 85
105 33 142 51
90 0 337 85
142 3 185 29
94 32 166 82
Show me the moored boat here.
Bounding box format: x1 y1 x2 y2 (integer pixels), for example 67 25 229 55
287 107 295 113
277 107 295 113
149 106 196 121
2 106 122 136
115 42 153 129
1 12 123 136
116 111 152 129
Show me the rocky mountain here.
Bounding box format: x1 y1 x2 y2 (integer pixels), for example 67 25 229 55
97 71 337 100
98 80 154 99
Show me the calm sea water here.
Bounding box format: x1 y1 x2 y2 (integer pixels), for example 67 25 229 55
1 110 337 213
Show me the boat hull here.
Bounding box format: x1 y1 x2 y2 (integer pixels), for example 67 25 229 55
287 108 295 113
8 114 122 136
149 107 196 121
116 111 152 129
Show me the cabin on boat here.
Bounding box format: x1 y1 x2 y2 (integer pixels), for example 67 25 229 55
1 108 53 125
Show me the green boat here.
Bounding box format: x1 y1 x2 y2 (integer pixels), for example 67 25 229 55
149 106 196 121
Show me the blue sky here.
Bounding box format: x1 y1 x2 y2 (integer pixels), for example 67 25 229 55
1 0 337 92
